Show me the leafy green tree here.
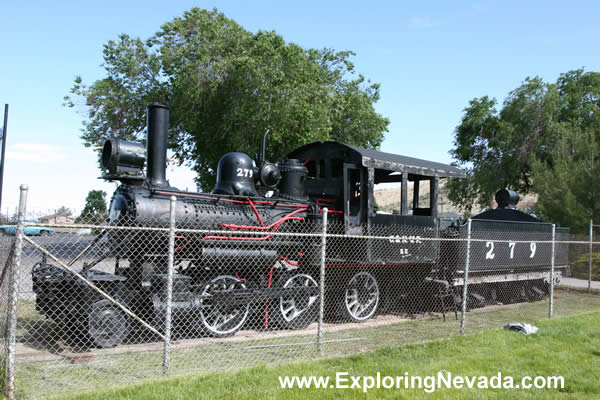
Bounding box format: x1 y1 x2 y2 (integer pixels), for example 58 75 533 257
448 69 600 229
76 190 108 225
571 251 600 280
531 130 600 232
65 8 389 190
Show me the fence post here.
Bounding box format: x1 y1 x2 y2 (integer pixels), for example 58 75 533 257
589 219 593 294
162 196 177 375
549 224 556 319
317 208 328 355
460 218 472 335
6 185 28 400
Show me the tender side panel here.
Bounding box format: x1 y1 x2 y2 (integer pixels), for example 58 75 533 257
466 219 567 273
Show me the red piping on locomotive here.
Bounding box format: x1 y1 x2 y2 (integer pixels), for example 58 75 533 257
221 208 306 231
165 234 189 252
247 198 265 227
204 208 308 241
277 255 299 267
302 156 314 165
316 198 344 214
264 265 275 329
156 191 307 208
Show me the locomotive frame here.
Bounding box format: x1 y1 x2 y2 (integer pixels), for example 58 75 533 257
31 104 568 348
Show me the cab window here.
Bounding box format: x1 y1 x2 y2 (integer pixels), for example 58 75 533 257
305 159 317 177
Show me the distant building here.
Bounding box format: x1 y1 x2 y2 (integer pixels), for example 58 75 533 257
39 214 75 224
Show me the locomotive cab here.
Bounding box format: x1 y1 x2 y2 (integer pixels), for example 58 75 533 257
287 141 466 274
287 141 466 233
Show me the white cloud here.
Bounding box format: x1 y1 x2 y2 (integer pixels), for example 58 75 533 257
6 143 66 163
167 164 199 191
85 147 100 156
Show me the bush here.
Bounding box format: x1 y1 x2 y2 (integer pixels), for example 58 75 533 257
571 252 600 280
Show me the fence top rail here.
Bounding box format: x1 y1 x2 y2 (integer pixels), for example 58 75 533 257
24 222 171 232
17 222 600 245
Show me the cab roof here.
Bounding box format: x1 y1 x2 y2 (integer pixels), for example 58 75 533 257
287 141 466 178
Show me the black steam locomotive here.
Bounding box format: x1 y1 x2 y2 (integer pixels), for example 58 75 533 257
32 104 568 348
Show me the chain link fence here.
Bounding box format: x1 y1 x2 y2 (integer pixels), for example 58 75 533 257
1 233 15 396
2 186 600 399
553 221 600 320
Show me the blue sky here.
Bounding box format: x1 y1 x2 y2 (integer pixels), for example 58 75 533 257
1 0 599 216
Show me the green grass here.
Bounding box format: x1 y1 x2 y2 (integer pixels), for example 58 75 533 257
11 289 600 399
50 311 600 400
0 359 6 397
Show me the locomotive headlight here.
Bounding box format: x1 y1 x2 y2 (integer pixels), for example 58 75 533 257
102 139 146 177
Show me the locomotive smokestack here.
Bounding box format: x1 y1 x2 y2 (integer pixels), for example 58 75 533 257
147 103 169 187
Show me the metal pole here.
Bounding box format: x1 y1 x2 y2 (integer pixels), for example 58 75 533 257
549 224 556 319
589 219 593 294
6 184 27 400
0 105 8 212
460 219 472 335
317 208 328 355
163 196 176 374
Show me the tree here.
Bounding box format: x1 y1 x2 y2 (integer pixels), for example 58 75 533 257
56 206 72 217
76 190 107 225
531 130 600 232
448 69 600 231
65 8 389 190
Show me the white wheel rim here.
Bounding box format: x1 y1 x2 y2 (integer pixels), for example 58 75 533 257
345 271 379 321
279 274 318 323
199 275 250 335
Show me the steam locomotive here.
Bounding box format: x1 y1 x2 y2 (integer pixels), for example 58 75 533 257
32 104 568 348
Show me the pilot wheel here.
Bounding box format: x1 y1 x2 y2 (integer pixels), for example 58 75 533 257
88 300 129 348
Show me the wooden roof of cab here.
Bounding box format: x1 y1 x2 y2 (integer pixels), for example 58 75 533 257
287 141 466 179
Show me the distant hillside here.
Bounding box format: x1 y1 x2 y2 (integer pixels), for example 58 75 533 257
373 181 537 217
